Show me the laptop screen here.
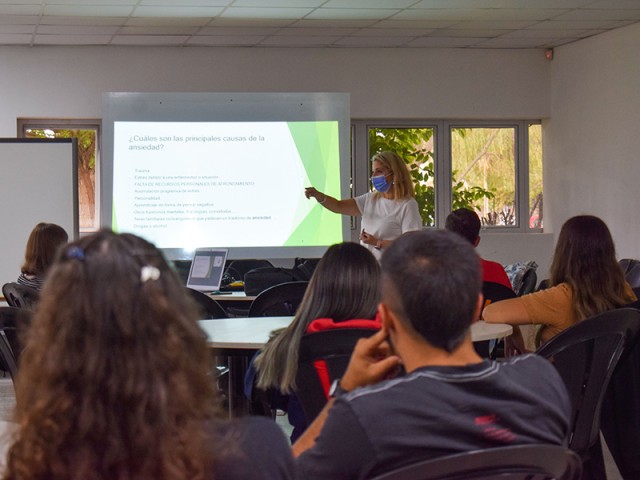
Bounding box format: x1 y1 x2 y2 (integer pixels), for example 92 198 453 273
186 248 228 292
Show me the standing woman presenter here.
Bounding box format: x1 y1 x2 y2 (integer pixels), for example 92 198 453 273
305 151 422 259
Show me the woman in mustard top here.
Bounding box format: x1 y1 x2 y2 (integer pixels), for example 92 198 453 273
484 215 636 353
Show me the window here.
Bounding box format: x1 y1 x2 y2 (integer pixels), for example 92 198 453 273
528 123 543 229
369 126 436 226
451 126 516 226
18 119 101 232
352 120 542 232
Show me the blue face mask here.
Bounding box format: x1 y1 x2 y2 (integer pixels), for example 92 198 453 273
372 174 392 193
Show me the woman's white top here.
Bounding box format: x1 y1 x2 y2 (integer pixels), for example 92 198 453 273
355 192 422 259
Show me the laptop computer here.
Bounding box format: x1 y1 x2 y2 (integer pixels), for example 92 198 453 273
186 248 228 292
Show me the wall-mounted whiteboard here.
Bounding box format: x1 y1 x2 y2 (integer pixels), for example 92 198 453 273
0 139 78 288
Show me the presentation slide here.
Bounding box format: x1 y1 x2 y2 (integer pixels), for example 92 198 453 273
112 120 342 250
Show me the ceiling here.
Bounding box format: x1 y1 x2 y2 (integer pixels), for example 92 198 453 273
0 0 639 49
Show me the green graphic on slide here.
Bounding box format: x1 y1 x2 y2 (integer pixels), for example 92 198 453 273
285 121 342 245
286 201 342 245
112 203 118 231
288 121 340 195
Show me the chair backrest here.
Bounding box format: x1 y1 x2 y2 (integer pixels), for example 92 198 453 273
482 281 517 307
369 444 582 480
185 287 228 319
477 282 517 358
2 282 40 309
519 268 538 296
225 259 274 282
535 308 640 455
0 306 33 383
292 258 321 281
295 328 376 423
172 260 192 285
599 303 640 477
248 281 309 317
243 267 300 296
619 258 640 288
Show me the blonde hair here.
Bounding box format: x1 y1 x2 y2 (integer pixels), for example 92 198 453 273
371 151 415 200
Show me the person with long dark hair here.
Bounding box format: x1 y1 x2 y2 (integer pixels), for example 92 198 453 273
484 215 635 350
254 242 380 393
3 230 294 480
252 242 380 440
17 222 68 290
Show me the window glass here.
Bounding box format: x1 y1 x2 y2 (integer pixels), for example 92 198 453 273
451 127 516 227
22 125 99 231
528 123 543 229
368 127 436 226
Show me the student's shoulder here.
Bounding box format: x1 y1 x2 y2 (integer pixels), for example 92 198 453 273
502 352 550 369
210 417 295 480
344 370 434 408
500 354 564 386
502 354 571 410
210 416 290 450
520 282 572 309
233 415 287 438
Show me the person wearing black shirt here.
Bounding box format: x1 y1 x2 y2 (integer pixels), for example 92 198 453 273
294 229 570 480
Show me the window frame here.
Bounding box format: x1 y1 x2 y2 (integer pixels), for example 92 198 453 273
352 119 541 233
17 118 102 233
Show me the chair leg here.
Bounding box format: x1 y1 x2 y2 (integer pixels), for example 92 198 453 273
581 438 607 480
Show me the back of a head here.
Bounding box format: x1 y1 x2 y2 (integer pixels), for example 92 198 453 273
381 230 481 352
10 229 216 479
21 222 69 276
550 215 632 319
255 242 380 393
371 151 415 199
552 215 615 272
445 208 481 245
303 241 380 323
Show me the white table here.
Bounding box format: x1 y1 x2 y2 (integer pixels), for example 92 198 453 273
471 321 513 342
208 291 256 302
201 317 512 417
199 317 512 351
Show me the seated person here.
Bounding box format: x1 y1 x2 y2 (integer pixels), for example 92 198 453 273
293 229 570 479
252 242 381 441
17 222 68 291
3 230 294 480
445 208 512 290
484 215 636 352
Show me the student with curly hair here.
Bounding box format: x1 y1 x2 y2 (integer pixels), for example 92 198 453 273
3 230 294 480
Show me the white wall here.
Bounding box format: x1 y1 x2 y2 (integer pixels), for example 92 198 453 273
0 45 555 269
547 22 640 260
478 233 554 280
0 46 550 132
